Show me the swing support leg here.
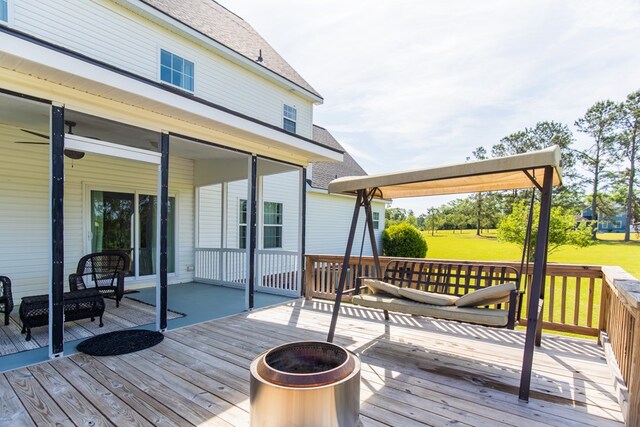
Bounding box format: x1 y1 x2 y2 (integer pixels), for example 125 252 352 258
327 189 381 343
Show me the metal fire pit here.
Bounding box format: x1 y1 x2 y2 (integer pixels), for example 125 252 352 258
250 341 361 427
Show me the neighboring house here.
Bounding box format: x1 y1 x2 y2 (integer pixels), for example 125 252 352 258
582 208 627 233
306 125 386 256
0 0 344 353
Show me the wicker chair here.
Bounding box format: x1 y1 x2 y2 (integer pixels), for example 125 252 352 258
69 251 130 307
0 276 13 326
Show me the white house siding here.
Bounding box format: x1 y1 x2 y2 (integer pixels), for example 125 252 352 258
305 190 386 256
197 184 222 248
0 126 51 302
9 0 314 139
1 125 195 301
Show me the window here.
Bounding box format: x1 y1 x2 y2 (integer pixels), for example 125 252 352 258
283 104 297 133
160 49 194 92
239 199 247 249
614 221 622 229
0 0 8 23
263 201 283 248
372 212 380 229
90 190 175 277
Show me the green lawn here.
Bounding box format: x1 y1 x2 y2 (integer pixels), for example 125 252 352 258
424 230 640 279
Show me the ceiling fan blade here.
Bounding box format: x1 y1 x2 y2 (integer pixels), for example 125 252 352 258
20 129 49 139
15 141 49 145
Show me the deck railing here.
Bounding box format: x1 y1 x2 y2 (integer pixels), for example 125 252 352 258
303 254 640 425
304 254 604 336
600 266 640 426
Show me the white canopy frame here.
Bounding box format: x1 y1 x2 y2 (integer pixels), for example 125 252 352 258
325 145 563 402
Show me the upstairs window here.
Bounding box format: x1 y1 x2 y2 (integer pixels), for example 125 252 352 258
283 104 297 133
263 201 283 249
160 49 194 92
372 212 380 229
1 0 9 23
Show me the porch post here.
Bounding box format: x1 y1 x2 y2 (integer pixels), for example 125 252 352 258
156 131 169 331
298 167 306 296
519 166 553 401
247 155 258 310
327 190 364 343
49 104 65 358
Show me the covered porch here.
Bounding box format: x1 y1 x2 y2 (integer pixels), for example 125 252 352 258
0 76 330 359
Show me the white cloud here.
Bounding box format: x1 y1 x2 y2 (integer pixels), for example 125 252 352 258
225 0 640 213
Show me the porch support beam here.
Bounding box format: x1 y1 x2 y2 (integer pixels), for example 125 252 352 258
157 131 169 331
519 165 553 401
299 167 306 296
248 155 258 310
327 189 364 343
49 104 65 358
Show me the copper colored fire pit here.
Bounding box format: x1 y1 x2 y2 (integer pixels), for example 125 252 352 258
250 341 361 427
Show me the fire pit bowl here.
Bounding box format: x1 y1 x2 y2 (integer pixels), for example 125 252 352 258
250 341 361 427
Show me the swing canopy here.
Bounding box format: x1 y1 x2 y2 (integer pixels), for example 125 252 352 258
328 145 562 198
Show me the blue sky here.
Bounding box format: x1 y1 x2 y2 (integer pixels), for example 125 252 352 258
227 0 640 214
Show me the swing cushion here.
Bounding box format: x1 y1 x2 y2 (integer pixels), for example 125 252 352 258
455 283 517 308
397 287 459 306
364 279 401 297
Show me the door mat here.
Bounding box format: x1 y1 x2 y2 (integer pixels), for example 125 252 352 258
77 329 164 356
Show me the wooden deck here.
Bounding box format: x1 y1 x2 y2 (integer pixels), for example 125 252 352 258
0 299 624 426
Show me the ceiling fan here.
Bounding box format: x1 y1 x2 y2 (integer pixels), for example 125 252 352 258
14 121 90 160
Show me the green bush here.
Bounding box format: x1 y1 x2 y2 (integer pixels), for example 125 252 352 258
382 222 428 258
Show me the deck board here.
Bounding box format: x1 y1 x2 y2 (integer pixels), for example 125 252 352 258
0 299 624 426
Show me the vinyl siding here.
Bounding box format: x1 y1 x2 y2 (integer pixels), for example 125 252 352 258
0 125 195 301
306 190 385 256
9 0 314 138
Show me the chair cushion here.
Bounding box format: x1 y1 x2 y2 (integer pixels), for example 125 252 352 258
455 283 516 307
363 279 401 297
397 287 459 306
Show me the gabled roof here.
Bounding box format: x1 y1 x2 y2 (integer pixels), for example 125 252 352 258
140 0 322 100
310 125 367 190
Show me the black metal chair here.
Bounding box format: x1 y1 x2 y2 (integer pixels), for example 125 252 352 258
0 276 13 326
69 251 130 307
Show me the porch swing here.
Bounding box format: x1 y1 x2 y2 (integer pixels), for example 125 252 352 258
325 145 562 402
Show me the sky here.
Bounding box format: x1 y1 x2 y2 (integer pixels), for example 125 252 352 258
225 0 640 214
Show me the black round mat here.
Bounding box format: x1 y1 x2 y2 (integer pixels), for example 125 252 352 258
77 330 164 356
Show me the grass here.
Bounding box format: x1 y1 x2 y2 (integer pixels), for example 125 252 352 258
423 230 640 338
424 229 640 279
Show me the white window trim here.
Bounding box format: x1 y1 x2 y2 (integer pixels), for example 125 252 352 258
282 103 297 133
0 0 14 27
263 200 283 249
239 198 247 249
157 47 196 94
83 183 179 281
372 211 380 230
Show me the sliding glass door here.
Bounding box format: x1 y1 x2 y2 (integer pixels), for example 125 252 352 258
90 190 175 277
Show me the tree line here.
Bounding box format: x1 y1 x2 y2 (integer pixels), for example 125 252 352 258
386 89 640 242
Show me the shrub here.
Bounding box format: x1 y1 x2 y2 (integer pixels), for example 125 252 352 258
382 222 428 258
